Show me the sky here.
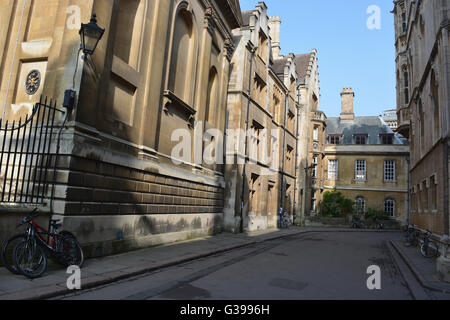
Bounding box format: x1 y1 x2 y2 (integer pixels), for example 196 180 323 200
238 0 397 118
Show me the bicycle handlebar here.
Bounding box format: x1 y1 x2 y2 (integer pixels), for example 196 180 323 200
17 208 39 227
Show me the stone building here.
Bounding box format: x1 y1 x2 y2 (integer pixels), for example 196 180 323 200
393 0 450 280
306 109 327 216
267 18 324 223
0 0 330 257
0 0 242 257
292 50 324 220
381 109 398 131
223 3 299 232
324 88 410 224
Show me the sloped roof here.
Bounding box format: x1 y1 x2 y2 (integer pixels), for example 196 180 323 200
241 10 253 26
326 116 408 145
272 57 288 77
295 53 312 85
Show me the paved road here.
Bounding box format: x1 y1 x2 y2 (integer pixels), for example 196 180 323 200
55 232 415 300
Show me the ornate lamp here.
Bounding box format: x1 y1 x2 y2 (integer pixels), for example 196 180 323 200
63 14 104 110
79 14 105 56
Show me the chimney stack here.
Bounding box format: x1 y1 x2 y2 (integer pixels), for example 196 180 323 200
268 16 281 59
340 87 355 122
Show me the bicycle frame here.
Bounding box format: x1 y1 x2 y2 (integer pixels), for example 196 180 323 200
26 219 59 254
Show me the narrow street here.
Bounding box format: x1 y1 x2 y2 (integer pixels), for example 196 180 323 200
53 232 421 300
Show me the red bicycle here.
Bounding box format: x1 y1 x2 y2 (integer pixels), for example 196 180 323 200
2 208 84 278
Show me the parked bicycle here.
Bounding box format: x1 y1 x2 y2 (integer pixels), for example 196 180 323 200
404 226 420 247
371 218 385 230
279 211 291 229
420 230 440 258
351 216 365 229
1 208 84 278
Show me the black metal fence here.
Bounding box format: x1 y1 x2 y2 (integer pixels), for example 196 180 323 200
0 97 65 204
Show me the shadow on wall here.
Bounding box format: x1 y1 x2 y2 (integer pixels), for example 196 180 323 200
58 52 226 259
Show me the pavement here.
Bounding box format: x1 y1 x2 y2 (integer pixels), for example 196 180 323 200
390 240 450 295
0 226 449 300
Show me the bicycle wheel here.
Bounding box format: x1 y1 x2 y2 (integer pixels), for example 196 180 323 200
57 231 84 268
421 241 439 258
13 240 47 279
1 234 27 274
405 233 418 247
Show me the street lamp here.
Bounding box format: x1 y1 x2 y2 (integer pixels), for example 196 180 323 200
79 14 105 57
64 14 105 111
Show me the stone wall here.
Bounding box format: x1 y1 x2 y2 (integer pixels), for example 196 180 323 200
53 152 225 258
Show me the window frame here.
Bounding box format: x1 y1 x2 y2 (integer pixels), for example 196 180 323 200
384 160 396 182
328 159 338 181
380 134 394 145
384 199 395 218
355 160 367 181
354 134 368 145
313 126 319 142
355 197 366 215
329 134 341 145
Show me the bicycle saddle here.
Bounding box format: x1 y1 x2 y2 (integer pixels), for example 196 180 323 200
49 219 62 228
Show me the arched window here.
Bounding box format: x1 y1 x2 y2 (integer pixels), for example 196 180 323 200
384 199 395 218
355 197 366 215
205 67 218 125
168 7 196 103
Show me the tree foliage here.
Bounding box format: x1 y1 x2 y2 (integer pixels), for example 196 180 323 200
365 208 390 221
320 189 355 218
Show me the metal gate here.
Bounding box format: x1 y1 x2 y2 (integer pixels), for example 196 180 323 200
0 97 65 204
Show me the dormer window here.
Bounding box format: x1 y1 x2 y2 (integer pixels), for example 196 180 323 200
354 134 368 145
329 134 341 145
380 134 394 145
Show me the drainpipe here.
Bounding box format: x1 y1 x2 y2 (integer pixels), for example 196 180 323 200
293 86 301 224
444 139 449 236
239 43 256 233
406 156 411 226
278 86 288 223
442 25 450 237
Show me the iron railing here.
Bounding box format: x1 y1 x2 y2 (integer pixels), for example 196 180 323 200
0 97 65 204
